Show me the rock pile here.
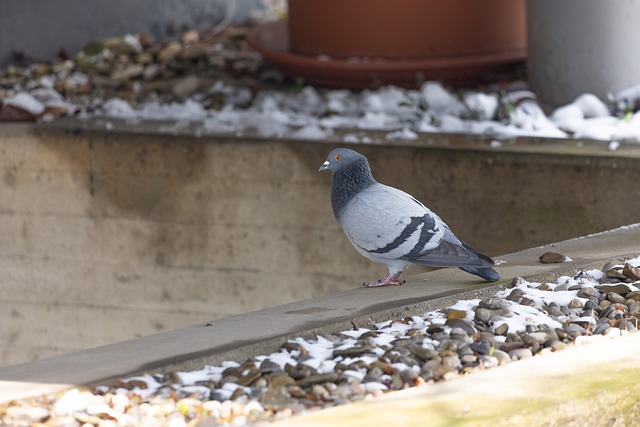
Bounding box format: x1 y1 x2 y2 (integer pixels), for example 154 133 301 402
2 256 640 426
0 27 271 122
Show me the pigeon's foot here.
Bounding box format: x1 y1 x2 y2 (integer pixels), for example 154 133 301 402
363 272 405 288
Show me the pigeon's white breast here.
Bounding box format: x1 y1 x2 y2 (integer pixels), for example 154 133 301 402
338 184 437 258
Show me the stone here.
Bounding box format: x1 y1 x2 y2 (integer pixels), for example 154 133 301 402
519 297 537 307
445 318 477 336
441 355 461 368
605 268 627 281
505 288 525 302
564 323 587 337
577 287 597 298
83 37 140 56
607 292 627 304
595 283 631 296
545 305 564 317
236 369 262 387
509 276 527 288
180 41 212 60
460 354 477 364
568 298 584 309
409 346 439 361
478 355 499 368
310 384 330 401
457 344 474 357
446 309 468 320
628 302 640 315
479 297 511 310
259 387 296 409
492 349 511 365
618 319 638 332
547 339 567 352
173 74 201 98
0 103 40 122
157 41 183 63
399 368 419 384
469 340 493 355
111 64 144 81
260 360 283 374
266 373 295 388
505 332 523 343
584 299 601 311
601 304 627 319
494 323 509 336
333 346 375 358
508 348 533 360
523 332 549 345
474 307 492 323
296 372 338 388
362 367 384 383
426 324 445 334
539 251 571 263
449 327 469 340
622 263 640 280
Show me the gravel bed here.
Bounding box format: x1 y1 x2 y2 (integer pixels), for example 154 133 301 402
3 255 640 427
1 26 640 142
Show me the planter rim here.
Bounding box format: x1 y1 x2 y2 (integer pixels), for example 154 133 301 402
248 20 526 88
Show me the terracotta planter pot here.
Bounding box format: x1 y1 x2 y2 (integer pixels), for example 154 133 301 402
287 0 526 59
248 0 526 87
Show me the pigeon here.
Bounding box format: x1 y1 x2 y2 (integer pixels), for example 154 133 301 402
319 148 500 287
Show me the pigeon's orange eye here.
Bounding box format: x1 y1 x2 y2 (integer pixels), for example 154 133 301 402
335 155 342 161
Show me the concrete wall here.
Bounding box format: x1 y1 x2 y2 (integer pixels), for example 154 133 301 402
2 123 640 367
0 0 261 68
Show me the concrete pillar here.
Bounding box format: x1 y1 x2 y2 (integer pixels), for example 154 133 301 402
527 0 640 107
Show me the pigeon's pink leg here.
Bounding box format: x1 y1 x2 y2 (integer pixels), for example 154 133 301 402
364 272 405 288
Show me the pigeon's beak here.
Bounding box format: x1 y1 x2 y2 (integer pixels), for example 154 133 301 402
318 160 330 172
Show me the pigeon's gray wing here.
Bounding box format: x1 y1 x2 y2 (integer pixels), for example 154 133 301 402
337 184 446 262
402 222 495 268
403 239 490 267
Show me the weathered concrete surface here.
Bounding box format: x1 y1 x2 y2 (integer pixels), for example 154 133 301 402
2 121 640 367
0 223 638 403
273 332 640 427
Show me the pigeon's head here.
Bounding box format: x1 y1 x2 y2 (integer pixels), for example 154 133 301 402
318 148 367 173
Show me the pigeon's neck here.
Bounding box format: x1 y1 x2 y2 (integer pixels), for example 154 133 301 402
331 158 376 217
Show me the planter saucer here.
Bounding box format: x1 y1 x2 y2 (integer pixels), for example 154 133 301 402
248 20 526 89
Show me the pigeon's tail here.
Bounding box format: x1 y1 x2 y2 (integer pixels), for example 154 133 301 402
460 266 500 282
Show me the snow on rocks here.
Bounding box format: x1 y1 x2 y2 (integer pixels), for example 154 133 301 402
2 26 640 142
3 256 640 426
54 80 640 142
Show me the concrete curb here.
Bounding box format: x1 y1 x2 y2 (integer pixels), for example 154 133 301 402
1 223 639 403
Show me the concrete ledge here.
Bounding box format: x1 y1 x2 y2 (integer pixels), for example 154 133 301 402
1 223 639 403
4 120 640 366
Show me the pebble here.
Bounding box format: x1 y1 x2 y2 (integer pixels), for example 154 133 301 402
494 323 509 336
508 348 533 360
2 258 640 426
479 297 511 311
568 298 584 309
577 287 597 298
492 349 511 365
474 307 492 323
539 252 572 263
